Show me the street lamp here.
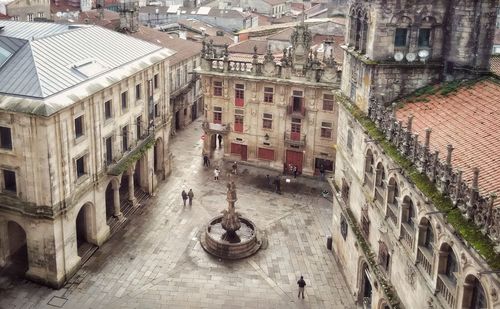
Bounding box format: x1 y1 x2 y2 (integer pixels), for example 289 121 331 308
155 8 159 26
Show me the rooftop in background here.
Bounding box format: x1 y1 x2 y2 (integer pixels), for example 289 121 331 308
228 39 267 54
396 78 500 204
261 0 287 5
491 56 500 76
237 18 345 35
0 20 172 105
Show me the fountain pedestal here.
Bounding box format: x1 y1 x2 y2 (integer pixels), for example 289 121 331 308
200 180 261 259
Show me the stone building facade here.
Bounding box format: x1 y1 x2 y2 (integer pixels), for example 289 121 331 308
2 0 51 21
343 0 497 111
329 0 500 308
198 23 341 175
0 21 173 288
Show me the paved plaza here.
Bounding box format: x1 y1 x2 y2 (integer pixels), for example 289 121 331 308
0 119 355 309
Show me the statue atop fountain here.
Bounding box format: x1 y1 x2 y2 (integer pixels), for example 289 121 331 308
221 180 241 242
200 176 262 259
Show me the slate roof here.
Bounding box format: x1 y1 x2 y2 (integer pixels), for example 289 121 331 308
0 20 172 100
396 78 500 203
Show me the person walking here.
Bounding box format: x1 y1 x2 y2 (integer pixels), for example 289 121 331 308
297 276 306 299
218 134 223 148
232 162 238 175
319 164 325 181
274 175 281 194
214 168 220 181
187 189 194 206
181 190 188 207
293 165 298 178
203 154 209 167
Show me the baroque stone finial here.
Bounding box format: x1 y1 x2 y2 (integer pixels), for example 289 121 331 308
472 168 480 189
446 144 454 166
424 128 432 148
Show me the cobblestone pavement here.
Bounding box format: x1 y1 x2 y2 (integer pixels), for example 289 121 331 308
0 119 355 309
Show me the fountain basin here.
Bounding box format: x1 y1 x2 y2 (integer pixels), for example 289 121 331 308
200 215 261 259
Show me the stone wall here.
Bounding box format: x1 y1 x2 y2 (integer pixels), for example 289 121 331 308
330 103 500 309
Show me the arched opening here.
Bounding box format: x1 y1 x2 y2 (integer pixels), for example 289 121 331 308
378 241 390 273
364 149 374 187
105 182 115 221
436 243 458 308
6 221 28 275
417 217 434 276
386 177 399 225
359 262 373 308
154 138 164 174
400 196 416 249
462 275 487 309
76 203 95 257
120 173 129 201
374 162 385 206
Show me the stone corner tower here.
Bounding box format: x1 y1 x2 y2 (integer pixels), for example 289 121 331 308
341 0 498 112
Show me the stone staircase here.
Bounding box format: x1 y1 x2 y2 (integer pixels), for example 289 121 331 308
107 187 151 234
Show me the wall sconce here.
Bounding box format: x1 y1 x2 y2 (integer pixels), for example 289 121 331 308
264 133 270 140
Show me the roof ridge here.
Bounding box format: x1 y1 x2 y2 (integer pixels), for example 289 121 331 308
26 40 44 98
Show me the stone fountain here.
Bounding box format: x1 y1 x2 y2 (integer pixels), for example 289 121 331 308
200 179 261 259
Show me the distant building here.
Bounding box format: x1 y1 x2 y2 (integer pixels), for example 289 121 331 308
198 21 341 175
0 0 51 21
0 20 174 288
241 0 288 18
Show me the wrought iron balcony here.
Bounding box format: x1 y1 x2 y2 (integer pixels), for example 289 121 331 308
284 131 306 147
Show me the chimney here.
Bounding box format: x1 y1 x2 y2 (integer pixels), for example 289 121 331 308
119 1 140 32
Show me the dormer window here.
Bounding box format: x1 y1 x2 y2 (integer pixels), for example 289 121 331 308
394 28 408 47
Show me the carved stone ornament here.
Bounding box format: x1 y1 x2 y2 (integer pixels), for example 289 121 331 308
405 261 416 287
262 62 275 76
491 288 498 301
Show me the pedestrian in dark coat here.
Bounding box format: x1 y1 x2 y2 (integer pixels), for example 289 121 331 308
218 134 223 148
188 189 194 206
319 164 325 181
297 276 306 299
181 190 188 206
203 154 209 167
274 175 281 194
293 165 298 178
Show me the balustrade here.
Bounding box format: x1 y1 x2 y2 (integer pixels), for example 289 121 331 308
400 222 414 249
437 274 456 308
417 247 433 276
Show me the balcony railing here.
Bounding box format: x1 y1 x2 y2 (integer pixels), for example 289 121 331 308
386 203 398 226
107 133 155 176
400 222 415 249
437 274 457 309
364 173 374 189
284 131 306 146
202 120 230 133
417 247 433 276
374 187 384 206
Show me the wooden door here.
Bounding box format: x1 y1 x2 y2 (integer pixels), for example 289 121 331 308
291 121 301 141
240 145 247 161
286 150 303 173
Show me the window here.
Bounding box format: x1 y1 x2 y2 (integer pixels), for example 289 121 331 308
0 126 12 149
37 12 44 18
394 28 408 47
378 242 391 272
122 125 128 152
213 81 222 96
3 170 16 193
418 28 431 47
136 115 142 139
340 214 348 240
264 87 274 103
11 16 19 21
154 74 159 89
213 106 222 124
169 72 173 90
346 130 353 151
176 68 181 88
135 84 142 100
27 13 34 21
234 109 244 132
74 115 84 138
105 137 112 165
121 91 128 110
322 94 334 111
320 122 332 139
154 103 160 117
76 156 85 178
263 113 273 129
341 178 350 205
184 64 188 83
235 83 244 107
104 100 112 120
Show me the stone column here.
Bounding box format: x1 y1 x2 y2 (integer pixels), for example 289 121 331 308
128 167 137 207
113 181 123 220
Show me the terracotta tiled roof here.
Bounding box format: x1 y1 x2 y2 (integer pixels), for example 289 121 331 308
491 56 500 76
396 78 500 203
267 28 293 41
0 13 9 20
